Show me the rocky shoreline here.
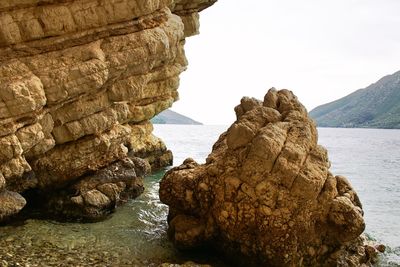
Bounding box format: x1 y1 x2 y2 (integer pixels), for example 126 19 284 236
160 89 384 266
0 1 390 266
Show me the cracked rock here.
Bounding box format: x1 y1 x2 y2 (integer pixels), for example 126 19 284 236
160 88 374 267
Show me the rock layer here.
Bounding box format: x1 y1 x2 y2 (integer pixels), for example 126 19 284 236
0 0 216 221
160 89 374 266
0 190 26 222
38 156 149 221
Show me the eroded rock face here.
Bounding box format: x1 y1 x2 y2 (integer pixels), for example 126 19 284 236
0 0 216 222
0 190 26 222
40 156 149 221
160 89 372 266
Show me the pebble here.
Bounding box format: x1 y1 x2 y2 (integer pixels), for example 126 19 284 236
0 236 137 267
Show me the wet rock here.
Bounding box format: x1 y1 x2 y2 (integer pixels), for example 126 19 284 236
375 244 386 253
127 122 174 171
82 190 111 208
160 89 374 266
0 190 26 222
334 235 385 266
41 157 148 221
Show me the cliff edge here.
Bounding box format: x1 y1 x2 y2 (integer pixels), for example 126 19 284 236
0 0 216 222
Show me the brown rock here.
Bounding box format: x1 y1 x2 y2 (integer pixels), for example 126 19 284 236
160 89 369 266
127 121 173 171
0 190 26 222
375 244 386 253
82 190 111 208
0 0 216 221
42 157 147 221
0 174 5 190
159 262 212 267
334 235 384 266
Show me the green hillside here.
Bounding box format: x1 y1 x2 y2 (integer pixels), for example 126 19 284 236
310 71 400 129
152 109 202 125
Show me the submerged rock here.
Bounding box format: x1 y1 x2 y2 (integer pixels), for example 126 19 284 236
160 89 373 266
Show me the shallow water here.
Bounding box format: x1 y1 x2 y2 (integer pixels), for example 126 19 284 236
154 125 400 266
317 128 400 265
0 171 226 266
0 125 399 266
0 172 172 266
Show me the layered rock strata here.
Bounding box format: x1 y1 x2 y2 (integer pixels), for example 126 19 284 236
160 89 377 266
36 156 150 221
0 0 216 222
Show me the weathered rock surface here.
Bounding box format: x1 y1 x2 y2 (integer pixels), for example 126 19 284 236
0 190 26 222
160 89 375 266
0 0 216 222
159 262 211 267
38 156 149 221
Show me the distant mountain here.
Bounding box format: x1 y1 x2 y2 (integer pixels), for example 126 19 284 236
152 109 202 125
310 71 400 129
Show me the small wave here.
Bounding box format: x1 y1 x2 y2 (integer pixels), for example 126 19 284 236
377 246 400 266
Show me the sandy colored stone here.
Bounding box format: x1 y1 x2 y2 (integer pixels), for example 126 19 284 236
97 183 123 202
0 156 31 180
0 0 216 221
42 157 147 221
127 121 173 170
0 190 26 222
82 190 111 208
160 89 372 267
0 134 23 163
159 262 212 267
0 173 5 190
32 124 131 189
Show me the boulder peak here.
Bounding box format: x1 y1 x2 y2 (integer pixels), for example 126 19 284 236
160 88 378 266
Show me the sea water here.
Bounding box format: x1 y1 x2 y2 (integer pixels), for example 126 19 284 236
154 125 400 266
0 125 398 266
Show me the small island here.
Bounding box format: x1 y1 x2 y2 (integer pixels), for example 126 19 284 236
152 109 202 125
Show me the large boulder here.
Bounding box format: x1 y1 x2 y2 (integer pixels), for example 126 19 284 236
0 190 26 222
37 156 150 221
160 89 375 266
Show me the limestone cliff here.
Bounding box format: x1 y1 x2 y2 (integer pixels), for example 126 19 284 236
0 0 216 221
160 89 381 266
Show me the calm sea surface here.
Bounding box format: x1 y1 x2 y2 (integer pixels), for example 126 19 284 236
0 125 398 266
154 125 400 266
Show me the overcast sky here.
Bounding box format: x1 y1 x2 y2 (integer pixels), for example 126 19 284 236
171 0 400 125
